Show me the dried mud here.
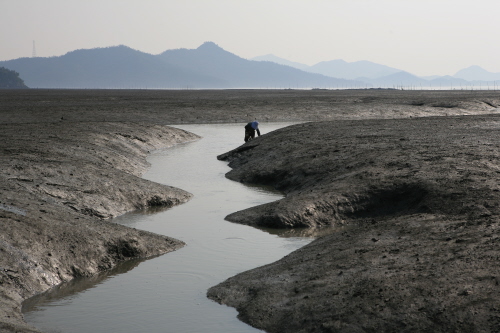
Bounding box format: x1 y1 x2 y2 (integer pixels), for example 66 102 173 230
1 89 500 332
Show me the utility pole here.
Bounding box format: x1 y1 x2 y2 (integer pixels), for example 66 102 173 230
32 40 37 58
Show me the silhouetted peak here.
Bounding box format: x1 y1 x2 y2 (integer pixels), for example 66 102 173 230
465 65 484 70
197 42 223 51
194 42 242 62
455 65 487 74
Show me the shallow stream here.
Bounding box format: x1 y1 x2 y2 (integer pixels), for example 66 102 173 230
23 123 315 333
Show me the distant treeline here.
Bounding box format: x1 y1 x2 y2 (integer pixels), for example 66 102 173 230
0 67 28 89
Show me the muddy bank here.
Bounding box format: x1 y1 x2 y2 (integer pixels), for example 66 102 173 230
208 115 500 332
1 89 500 332
0 122 197 332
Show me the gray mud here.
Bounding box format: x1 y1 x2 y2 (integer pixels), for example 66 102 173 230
1 89 500 332
0 121 196 332
209 116 500 332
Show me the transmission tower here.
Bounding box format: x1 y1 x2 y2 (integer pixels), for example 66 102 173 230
32 40 37 58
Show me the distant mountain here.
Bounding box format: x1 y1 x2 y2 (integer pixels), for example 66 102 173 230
429 75 470 88
0 42 360 89
157 42 358 88
251 54 500 88
250 54 310 71
307 60 402 80
453 65 500 82
2 41 497 89
366 71 429 88
0 67 28 89
251 56 403 81
368 72 472 89
419 75 441 80
0 46 226 89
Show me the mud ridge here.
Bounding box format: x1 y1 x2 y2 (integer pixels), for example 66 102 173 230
209 115 500 332
0 121 199 332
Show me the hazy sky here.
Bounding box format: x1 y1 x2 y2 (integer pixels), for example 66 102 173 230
2 0 499 76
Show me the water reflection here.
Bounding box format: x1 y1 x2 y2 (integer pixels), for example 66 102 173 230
22 258 144 314
257 225 346 238
22 123 324 333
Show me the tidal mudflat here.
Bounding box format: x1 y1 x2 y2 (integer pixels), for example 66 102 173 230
209 115 500 332
22 123 313 333
1 89 500 332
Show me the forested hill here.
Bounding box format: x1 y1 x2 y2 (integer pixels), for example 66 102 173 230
0 67 28 89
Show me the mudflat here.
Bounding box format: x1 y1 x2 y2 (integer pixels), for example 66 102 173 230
210 115 500 332
1 89 500 332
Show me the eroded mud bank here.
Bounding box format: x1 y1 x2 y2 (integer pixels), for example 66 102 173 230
1 89 500 333
0 122 198 332
209 115 500 332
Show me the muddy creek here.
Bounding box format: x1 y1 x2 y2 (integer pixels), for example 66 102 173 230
23 123 315 333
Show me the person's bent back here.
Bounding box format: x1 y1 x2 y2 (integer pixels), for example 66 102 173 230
244 121 260 142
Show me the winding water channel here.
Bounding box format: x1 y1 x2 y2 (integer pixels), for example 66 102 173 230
23 123 316 333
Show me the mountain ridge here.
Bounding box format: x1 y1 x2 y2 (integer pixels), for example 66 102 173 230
1 42 499 89
0 42 359 89
0 45 227 88
157 42 359 89
308 59 401 80
250 54 310 71
454 65 500 82
252 54 500 86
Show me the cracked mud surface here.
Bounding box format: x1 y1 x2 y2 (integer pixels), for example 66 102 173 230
1 89 500 332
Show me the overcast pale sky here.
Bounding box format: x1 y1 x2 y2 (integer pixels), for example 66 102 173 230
1 0 499 76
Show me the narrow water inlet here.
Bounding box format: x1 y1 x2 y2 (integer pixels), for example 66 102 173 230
23 123 314 333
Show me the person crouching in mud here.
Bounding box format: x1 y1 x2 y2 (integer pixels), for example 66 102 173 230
244 121 261 142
